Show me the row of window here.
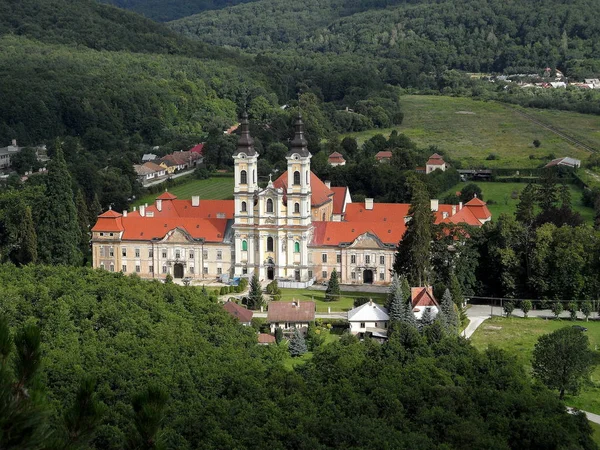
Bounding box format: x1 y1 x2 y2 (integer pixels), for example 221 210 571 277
241 170 305 186
240 238 301 253
240 200 302 214
321 271 386 281
108 264 224 275
100 247 223 260
322 254 386 264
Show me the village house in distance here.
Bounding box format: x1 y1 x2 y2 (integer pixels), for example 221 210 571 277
91 114 491 286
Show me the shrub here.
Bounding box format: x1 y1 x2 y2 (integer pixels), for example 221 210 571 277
581 301 592 321
520 300 532 318
551 302 564 319
239 278 249 291
486 153 499 160
272 294 281 302
503 301 515 318
567 302 579 321
219 286 227 295
353 297 369 307
266 280 281 295
533 139 541 148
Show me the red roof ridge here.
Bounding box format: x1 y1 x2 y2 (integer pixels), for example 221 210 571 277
157 191 178 200
98 209 122 218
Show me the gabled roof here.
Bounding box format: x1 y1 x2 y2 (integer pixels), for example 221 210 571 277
258 333 276 344
156 191 178 200
427 153 445 165
328 151 346 162
545 156 581 168
347 300 389 322
411 287 439 310
223 301 253 323
190 143 204 154
267 301 315 323
272 171 334 207
330 186 348 215
375 151 393 159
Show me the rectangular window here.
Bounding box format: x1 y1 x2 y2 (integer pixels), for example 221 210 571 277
162 249 167 258
99 246 105 257
242 267 248 275
149 265 154 273
217 251 222 260
360 322 365 329
203 250 208 259
109 248 114 257
175 250 181 259
135 249 140 258
380 272 385 281
109 264 114 272
308 270 313 279
122 264 127 272
203 266 208 274
351 255 356 264
336 254 341 263
217 268 222 275
365 255 371 264
148 249 154 258
189 266 194 274
162 265 167 274
100 263 105 270
122 248 127 257
380 255 385 265
351 272 356 279
322 271 327 279
322 254 327 263
136 265 141 273
189 251 194 259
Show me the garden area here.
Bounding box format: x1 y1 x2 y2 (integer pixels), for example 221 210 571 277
134 174 233 206
276 287 386 312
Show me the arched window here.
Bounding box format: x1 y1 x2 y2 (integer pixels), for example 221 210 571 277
242 240 248 251
241 201 247 212
293 170 300 185
294 241 300 253
240 170 247 184
267 237 274 252
266 198 273 213
294 202 300 213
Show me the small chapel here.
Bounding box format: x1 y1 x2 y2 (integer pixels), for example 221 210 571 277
91 114 491 286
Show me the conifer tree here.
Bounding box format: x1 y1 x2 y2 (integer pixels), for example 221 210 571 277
403 298 418 329
274 327 284 345
61 376 105 449
449 273 467 324
36 146 82 265
288 328 307 357
325 268 340 301
386 273 400 309
420 307 434 329
247 273 263 310
128 384 168 450
76 189 91 255
394 178 434 286
388 290 404 322
440 288 458 334
15 205 37 265
89 193 102 221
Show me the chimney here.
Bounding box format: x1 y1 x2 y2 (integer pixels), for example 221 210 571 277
369 298 373 306
133 206 137 212
459 202 463 210
192 196 200 207
451 205 457 216
430 199 439 212
139 205 145 217
324 180 331 189
11 139 16 147
156 199 162 212
442 212 448 219
123 210 128 217
365 198 374 210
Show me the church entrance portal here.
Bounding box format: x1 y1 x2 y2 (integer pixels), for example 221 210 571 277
267 267 274 280
363 269 373 284
174 263 184 279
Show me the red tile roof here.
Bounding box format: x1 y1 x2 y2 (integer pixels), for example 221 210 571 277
375 151 393 160
190 143 204 154
427 153 445 165
464 196 491 221
328 151 346 162
273 171 334 207
119 218 228 242
156 191 178 200
267 301 315 323
311 221 403 246
129 199 234 220
411 287 439 310
344 202 410 223
91 210 124 232
258 333 276 344
223 301 253 323
330 187 348 215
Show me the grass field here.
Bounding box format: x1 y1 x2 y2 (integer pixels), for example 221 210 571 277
440 181 595 223
345 96 593 168
277 288 386 312
470 317 600 414
134 176 234 206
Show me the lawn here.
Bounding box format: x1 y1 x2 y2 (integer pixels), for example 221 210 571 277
134 175 234 206
345 95 593 168
440 181 595 223
281 328 341 370
470 316 600 415
277 288 386 312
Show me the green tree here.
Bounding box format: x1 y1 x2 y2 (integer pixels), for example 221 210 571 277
14 206 37 266
306 323 324 351
247 273 263 310
75 189 90 257
521 300 532 318
567 302 579 321
128 384 169 450
288 328 307 357
394 179 434 286
36 146 82 265
532 327 595 399
325 268 340 302
503 301 515 318
459 183 483 203
419 307 434 329
274 327 284 345
440 289 458 334
581 301 592 322
551 302 564 319
60 376 105 449
515 183 538 224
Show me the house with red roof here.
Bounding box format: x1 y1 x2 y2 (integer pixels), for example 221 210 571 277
426 153 447 174
411 287 440 320
92 114 491 286
267 301 315 333
328 151 346 166
223 300 253 326
375 151 393 163
134 162 166 184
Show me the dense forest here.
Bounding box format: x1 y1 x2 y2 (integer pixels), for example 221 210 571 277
1 264 596 449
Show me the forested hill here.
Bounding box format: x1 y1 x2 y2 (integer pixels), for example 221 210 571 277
0 0 223 57
170 0 600 76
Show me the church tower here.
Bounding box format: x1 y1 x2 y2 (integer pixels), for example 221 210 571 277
285 114 312 227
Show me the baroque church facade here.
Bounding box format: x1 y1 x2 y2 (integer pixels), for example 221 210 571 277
91 115 491 286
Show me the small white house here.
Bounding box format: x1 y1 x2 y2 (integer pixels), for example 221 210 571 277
410 287 440 320
347 300 389 337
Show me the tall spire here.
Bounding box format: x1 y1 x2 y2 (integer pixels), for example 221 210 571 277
288 114 310 157
233 112 255 156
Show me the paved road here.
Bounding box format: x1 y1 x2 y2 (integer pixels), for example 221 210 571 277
142 169 195 187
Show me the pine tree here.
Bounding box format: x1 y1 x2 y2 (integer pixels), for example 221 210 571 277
274 327 284 345
515 183 538 224
388 290 404 322
403 298 418 329
61 376 105 449
128 384 168 450
325 268 340 301
419 307 434 329
386 273 400 309
15 206 37 265
36 146 82 265
89 193 102 221
394 179 434 286
440 289 458 334
247 273 263 310
288 328 307 357
449 273 467 325
76 189 91 255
